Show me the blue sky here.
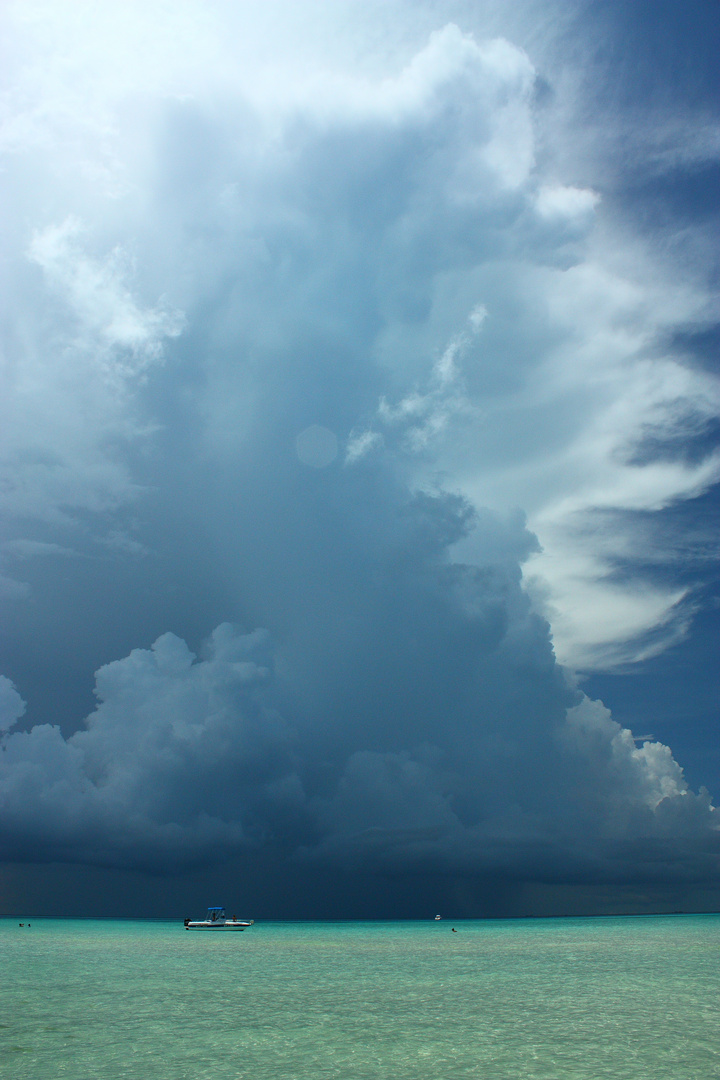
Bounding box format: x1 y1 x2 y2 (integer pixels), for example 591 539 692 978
1 0 719 917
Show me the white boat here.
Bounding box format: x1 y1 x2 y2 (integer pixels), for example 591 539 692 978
184 907 254 930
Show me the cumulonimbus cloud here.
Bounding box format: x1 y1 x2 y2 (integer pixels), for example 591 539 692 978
1 606 716 880
1 3 719 887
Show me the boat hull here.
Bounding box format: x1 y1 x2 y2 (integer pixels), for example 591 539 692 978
185 919 253 930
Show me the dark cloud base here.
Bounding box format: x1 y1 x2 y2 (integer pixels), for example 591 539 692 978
4 858 720 921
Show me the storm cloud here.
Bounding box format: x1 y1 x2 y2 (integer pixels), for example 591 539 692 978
1 1 720 911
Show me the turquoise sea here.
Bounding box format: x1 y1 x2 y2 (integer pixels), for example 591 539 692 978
2 915 719 1079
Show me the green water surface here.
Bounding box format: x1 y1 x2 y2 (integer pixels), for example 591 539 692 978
2 915 719 1079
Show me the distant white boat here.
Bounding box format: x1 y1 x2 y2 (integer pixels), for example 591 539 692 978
434 915 442 920
184 907 254 930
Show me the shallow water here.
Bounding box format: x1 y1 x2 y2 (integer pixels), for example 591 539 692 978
3 915 719 1079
